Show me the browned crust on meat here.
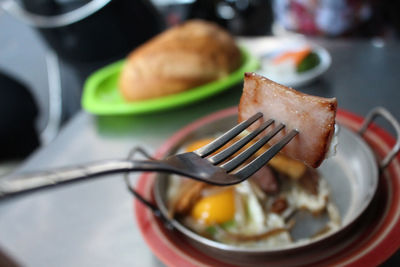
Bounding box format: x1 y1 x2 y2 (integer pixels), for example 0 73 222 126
242 72 336 105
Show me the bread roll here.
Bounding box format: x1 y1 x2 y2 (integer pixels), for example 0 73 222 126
119 20 241 101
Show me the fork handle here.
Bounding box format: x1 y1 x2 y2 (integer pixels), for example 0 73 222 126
0 159 173 199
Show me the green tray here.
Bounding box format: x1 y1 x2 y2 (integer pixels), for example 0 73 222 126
82 47 259 115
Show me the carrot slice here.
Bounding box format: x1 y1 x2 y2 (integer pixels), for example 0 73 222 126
273 47 312 66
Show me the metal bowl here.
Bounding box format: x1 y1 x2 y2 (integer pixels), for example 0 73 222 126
151 107 400 266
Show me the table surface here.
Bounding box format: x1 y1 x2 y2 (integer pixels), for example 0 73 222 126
1 37 400 266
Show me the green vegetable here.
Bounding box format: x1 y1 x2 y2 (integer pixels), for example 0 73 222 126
296 52 320 73
206 226 218 237
221 220 236 230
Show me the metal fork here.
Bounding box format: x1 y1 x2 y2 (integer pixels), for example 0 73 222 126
0 113 298 199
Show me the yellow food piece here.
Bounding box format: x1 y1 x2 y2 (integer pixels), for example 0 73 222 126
191 188 235 225
252 140 306 179
268 154 306 179
185 138 214 152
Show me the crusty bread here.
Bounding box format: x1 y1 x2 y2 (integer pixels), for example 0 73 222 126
119 20 241 101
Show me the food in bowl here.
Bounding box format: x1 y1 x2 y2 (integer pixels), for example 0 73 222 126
119 19 241 101
166 137 341 248
166 72 339 248
151 106 390 265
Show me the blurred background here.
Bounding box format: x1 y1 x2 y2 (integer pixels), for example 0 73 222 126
0 0 399 173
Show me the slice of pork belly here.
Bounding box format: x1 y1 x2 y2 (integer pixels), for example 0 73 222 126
238 72 337 168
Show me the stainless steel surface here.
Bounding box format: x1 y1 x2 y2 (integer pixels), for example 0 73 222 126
0 93 241 267
153 110 382 266
1 37 400 266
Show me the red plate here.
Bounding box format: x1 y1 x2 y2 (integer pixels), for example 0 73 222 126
134 107 400 267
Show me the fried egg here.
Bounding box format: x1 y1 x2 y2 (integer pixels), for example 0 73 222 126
191 188 235 225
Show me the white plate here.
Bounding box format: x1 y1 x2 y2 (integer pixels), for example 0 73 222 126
256 41 331 88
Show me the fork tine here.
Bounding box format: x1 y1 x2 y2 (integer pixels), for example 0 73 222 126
207 119 274 165
234 129 299 180
194 112 263 157
220 123 286 172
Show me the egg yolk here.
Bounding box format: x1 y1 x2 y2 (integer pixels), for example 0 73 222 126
191 188 235 225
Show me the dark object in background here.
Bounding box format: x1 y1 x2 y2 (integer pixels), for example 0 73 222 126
7 0 165 84
19 0 165 64
188 0 273 36
5 0 165 124
0 248 20 267
0 72 40 161
368 0 400 38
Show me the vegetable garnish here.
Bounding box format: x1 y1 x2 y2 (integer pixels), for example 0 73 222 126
296 52 320 73
272 47 320 73
273 47 311 66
